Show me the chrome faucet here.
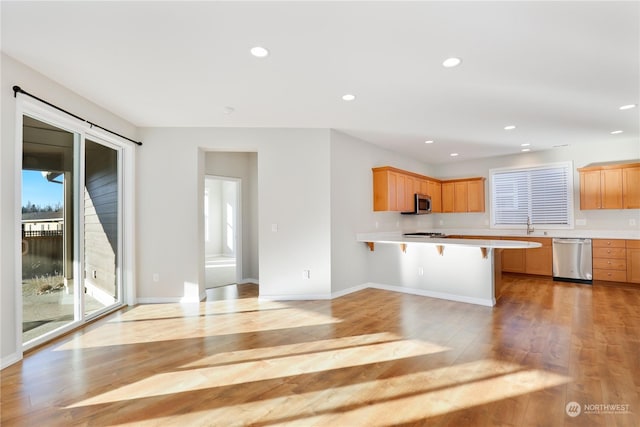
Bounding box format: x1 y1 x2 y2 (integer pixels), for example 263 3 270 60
526 216 535 235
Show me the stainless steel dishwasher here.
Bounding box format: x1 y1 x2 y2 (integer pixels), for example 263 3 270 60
552 238 593 284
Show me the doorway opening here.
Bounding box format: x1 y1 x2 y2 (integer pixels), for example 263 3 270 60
204 176 241 288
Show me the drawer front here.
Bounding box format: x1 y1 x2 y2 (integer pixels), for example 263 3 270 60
594 269 627 282
593 239 626 248
593 258 627 270
593 247 626 259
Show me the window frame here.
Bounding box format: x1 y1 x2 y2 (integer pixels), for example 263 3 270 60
489 161 575 230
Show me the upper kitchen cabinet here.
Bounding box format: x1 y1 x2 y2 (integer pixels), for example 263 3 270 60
373 166 483 213
578 162 640 210
422 179 442 213
623 166 640 209
372 166 441 212
441 178 486 213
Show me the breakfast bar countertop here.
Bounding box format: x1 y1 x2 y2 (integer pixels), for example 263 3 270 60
356 232 542 250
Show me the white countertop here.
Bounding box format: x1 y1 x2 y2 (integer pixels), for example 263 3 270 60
356 232 542 249
429 228 640 240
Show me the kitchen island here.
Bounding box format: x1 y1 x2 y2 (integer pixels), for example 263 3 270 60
356 232 541 307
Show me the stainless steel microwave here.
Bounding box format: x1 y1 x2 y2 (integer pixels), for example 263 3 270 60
402 194 432 215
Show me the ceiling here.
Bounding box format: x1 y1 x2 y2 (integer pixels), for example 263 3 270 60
2 1 638 164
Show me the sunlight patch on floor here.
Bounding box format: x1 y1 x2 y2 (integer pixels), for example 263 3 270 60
65 337 450 407
100 359 570 426
178 332 417 369
54 301 340 350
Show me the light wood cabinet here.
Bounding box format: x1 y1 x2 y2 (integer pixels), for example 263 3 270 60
593 239 627 283
426 180 442 213
501 237 526 273
441 182 455 213
578 162 640 210
627 240 640 284
441 178 486 213
454 181 468 212
499 237 551 276
502 250 526 273
623 167 640 209
373 166 484 213
524 237 552 276
373 167 441 212
467 179 486 212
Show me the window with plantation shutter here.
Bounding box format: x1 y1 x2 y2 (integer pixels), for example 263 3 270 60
490 162 573 228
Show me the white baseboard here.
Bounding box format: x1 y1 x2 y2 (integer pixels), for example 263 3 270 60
136 281 494 307
259 293 332 301
331 284 368 298
1 351 22 369
366 282 496 307
259 282 494 307
136 297 183 304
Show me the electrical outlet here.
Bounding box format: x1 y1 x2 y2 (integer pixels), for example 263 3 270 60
439 220 444 225
303 270 311 279
153 273 160 282
576 219 587 226
631 218 637 226
271 224 278 232
418 267 424 276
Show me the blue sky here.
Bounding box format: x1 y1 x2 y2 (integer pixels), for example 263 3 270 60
22 170 63 208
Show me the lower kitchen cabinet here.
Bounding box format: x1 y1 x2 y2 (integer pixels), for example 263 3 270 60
501 237 526 273
502 249 526 273
500 237 552 276
593 239 627 283
627 240 640 284
524 238 552 276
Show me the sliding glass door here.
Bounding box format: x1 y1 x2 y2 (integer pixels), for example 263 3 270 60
21 116 77 343
21 115 123 347
83 139 121 317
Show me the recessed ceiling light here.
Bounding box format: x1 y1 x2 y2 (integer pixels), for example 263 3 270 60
442 57 462 68
610 130 624 135
619 104 637 110
521 143 530 147
553 144 570 148
223 106 235 115
450 153 459 157
424 140 434 144
504 125 516 130
521 148 531 152
250 46 269 58
342 94 356 101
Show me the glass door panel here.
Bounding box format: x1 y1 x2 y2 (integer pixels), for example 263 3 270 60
83 139 121 317
21 116 77 343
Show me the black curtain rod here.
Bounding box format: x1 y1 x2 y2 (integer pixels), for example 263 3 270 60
13 85 143 146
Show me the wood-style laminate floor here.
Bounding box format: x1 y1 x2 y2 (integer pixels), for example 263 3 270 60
2 276 639 426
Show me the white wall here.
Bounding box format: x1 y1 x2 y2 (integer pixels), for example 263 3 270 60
137 128 332 301
1 54 138 367
430 141 640 233
205 152 258 280
329 130 438 293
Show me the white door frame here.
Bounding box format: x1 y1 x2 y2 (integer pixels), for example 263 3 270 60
14 95 135 355
204 174 242 285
